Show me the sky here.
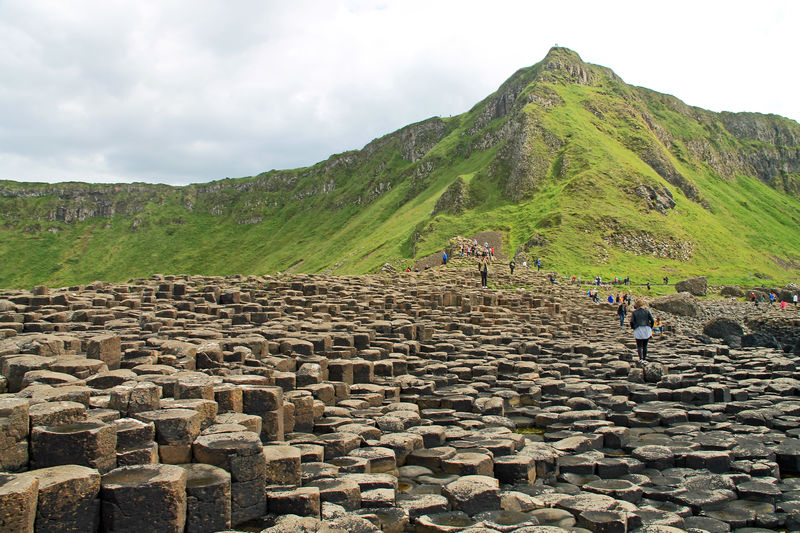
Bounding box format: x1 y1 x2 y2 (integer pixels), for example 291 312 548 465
1 1 798 186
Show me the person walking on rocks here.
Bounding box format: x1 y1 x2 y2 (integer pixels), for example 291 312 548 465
794 293 798 306
479 262 488 288
442 251 448 265
617 301 628 328
509 259 515 275
630 300 654 364
536 258 541 271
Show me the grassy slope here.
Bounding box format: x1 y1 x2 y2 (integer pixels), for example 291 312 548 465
1 52 799 289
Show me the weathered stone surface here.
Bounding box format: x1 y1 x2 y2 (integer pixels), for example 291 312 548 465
0 472 38 533
702 317 743 339
87 334 122 370
101 464 187 533
178 463 231 533
442 475 500 516
650 293 701 317
30 464 101 533
30 421 117 473
263 445 302 487
675 276 707 296
267 486 321 518
29 400 86 428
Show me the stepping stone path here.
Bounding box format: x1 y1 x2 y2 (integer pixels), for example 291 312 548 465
1 266 800 532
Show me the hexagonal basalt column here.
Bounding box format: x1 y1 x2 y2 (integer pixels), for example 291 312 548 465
135 409 202 464
0 473 38 533
100 464 187 533
178 463 231 533
191 431 266 526
30 421 117 473
30 464 101 533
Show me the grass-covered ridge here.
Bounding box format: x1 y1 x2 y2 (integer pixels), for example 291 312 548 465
1 47 799 288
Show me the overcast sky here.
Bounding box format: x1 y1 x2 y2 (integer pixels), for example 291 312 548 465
1 1 797 185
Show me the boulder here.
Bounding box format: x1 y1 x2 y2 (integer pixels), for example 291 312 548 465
675 276 707 296
742 332 781 350
719 285 745 297
650 293 701 317
702 317 743 339
779 282 800 302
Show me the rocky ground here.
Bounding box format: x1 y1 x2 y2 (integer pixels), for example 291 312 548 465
1 262 800 533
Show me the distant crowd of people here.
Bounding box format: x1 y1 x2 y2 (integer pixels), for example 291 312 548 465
458 240 495 261
749 291 799 310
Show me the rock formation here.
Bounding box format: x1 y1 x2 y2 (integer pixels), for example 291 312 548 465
1 263 800 532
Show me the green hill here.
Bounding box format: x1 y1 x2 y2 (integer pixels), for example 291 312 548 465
2 47 799 288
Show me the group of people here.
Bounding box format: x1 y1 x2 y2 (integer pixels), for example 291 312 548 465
749 291 799 310
459 241 495 261
574 275 640 287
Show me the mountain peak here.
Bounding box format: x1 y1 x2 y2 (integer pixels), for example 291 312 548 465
539 46 596 85
543 46 584 62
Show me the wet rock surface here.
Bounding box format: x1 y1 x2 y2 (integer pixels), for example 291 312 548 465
1 266 800 531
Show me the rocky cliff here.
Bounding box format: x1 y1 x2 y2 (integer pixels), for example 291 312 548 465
1 47 799 287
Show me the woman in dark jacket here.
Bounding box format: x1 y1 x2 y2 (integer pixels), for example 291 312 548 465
630 300 655 364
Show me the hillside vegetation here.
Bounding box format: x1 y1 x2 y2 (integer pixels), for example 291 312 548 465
1 47 800 288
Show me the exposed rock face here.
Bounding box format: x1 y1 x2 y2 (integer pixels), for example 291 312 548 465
400 118 449 163
491 115 562 201
651 292 701 317
720 112 800 146
433 178 471 215
741 332 782 350
675 277 708 296
605 231 694 261
745 314 800 352
541 47 602 86
634 141 706 207
634 184 676 214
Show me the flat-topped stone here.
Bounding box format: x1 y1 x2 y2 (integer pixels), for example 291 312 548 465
101 464 187 532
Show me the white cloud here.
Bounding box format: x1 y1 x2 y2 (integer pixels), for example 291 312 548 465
0 0 798 185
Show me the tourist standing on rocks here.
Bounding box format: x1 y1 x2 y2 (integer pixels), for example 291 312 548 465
509 259 515 275
442 251 448 265
794 294 798 306
479 262 488 288
536 258 541 271
617 301 628 328
630 300 655 364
